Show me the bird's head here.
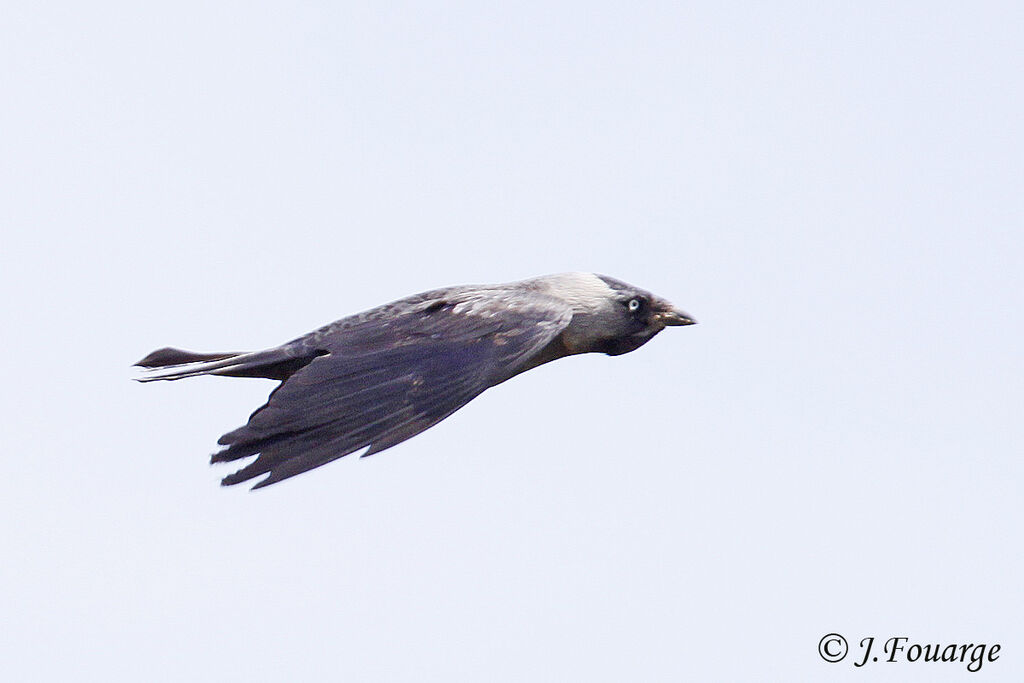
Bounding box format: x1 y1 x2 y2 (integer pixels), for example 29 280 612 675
536 273 696 356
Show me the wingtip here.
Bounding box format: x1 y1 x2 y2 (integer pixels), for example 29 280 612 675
219 471 250 488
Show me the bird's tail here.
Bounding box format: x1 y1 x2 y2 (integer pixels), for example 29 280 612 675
134 348 254 381
134 345 321 382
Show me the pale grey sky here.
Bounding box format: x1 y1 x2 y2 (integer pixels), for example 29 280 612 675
2 2 1021 681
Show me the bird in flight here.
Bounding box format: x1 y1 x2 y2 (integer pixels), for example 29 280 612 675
136 273 696 489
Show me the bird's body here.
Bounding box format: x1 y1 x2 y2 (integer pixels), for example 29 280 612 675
137 273 695 489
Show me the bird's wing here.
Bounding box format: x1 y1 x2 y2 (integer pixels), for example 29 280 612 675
213 293 573 488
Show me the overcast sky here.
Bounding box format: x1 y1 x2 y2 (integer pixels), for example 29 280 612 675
2 2 1022 681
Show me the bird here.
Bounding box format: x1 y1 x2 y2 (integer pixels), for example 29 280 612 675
135 273 696 489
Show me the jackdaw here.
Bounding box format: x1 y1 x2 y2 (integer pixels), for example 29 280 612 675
136 273 695 489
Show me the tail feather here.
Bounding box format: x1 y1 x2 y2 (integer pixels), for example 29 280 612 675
134 344 325 382
135 347 239 368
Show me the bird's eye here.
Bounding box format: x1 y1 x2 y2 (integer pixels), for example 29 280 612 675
627 298 641 312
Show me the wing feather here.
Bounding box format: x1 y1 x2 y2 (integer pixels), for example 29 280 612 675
215 293 572 488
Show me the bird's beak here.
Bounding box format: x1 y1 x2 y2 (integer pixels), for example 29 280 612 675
654 304 697 327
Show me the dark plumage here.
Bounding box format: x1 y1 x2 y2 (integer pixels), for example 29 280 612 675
136 273 695 489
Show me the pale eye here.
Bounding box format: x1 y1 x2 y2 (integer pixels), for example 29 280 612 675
628 298 641 312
